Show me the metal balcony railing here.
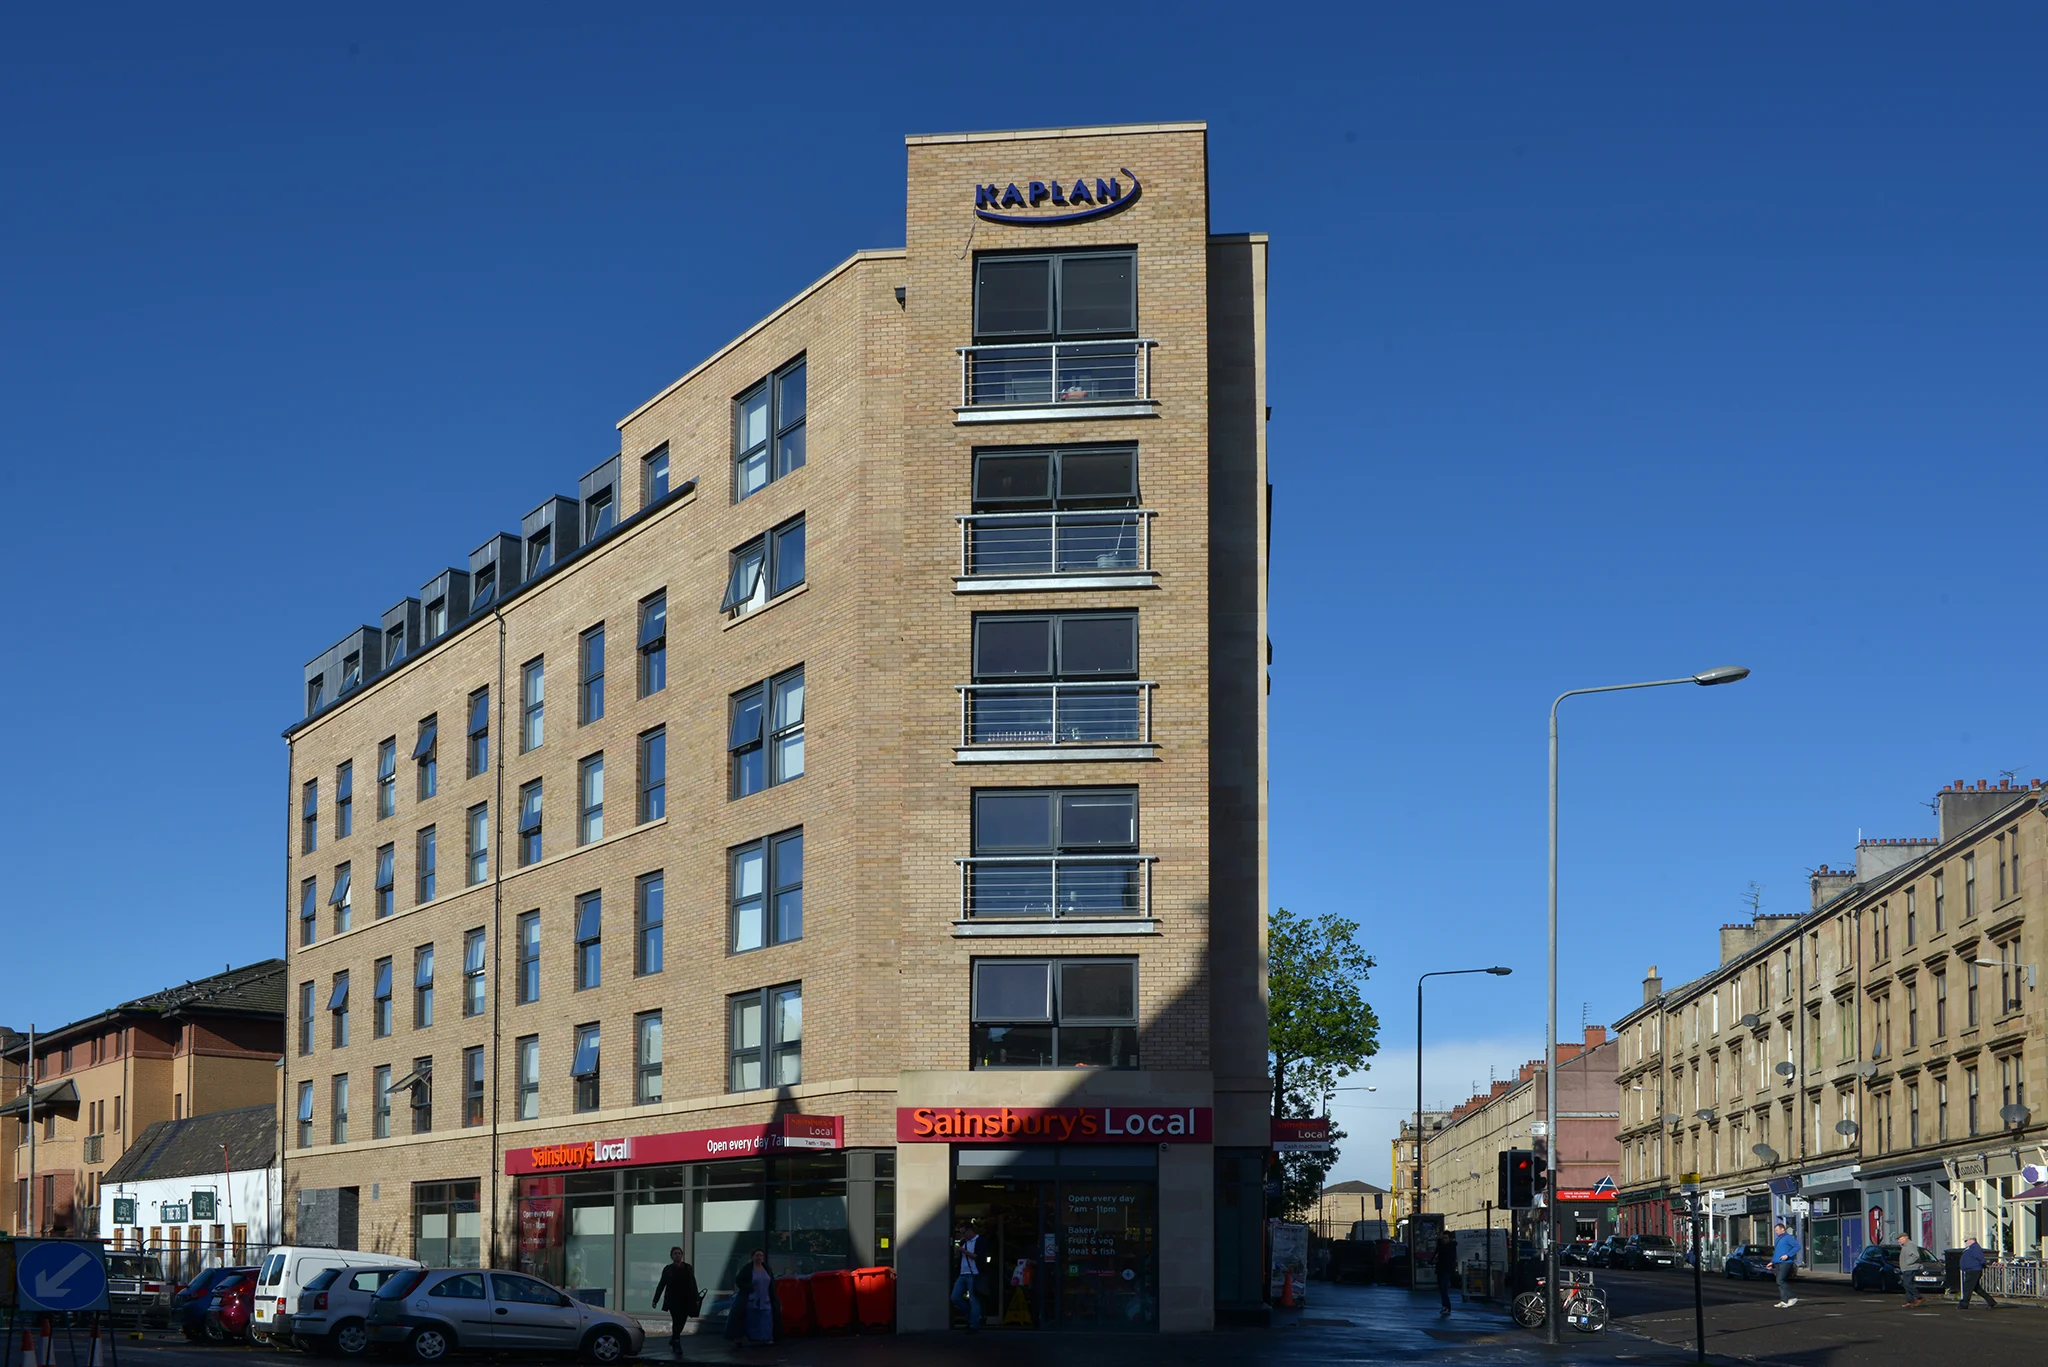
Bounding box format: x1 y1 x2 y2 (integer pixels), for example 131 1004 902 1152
957 682 1154 748
955 855 1156 921
83 1134 103 1163
957 339 1157 409
957 509 1153 579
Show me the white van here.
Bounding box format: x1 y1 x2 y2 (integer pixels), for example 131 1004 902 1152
252 1247 420 1346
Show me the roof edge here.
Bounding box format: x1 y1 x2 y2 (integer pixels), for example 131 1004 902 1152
907 121 1207 145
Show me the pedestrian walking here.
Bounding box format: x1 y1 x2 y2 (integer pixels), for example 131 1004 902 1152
652 1246 700 1357
1436 1230 1457 1315
727 1249 778 1344
951 1220 986 1332
1769 1221 1801 1308
1958 1237 1999 1310
1894 1233 1926 1308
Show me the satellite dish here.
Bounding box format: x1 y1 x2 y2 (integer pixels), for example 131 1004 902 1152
1695 1108 1716 1123
1835 1119 1859 1137
1740 1013 1762 1028
1662 1113 1683 1125
1855 1062 1879 1079
2001 1103 2031 1128
1775 1062 1797 1078
1752 1144 1780 1163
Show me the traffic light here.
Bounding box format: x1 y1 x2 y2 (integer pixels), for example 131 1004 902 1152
1499 1149 1535 1209
1531 1131 1550 1204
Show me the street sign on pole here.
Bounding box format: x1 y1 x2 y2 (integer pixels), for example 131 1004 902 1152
16 1239 110 1314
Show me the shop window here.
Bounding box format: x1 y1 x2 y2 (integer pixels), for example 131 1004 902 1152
413 1180 481 1268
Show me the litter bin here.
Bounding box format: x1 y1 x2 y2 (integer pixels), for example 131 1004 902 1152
1943 1249 1962 1297
810 1270 856 1334
774 1276 813 1337
851 1266 896 1332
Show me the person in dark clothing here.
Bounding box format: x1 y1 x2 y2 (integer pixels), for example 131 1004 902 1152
724 1250 781 1343
1894 1234 1927 1308
652 1247 700 1358
1958 1238 1999 1310
1435 1232 1458 1314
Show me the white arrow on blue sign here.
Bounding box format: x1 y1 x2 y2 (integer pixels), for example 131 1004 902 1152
16 1240 110 1313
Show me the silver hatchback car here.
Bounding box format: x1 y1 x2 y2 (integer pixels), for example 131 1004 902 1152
367 1267 643 1363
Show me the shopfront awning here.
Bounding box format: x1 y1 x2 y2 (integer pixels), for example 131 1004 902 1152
0 1079 79 1118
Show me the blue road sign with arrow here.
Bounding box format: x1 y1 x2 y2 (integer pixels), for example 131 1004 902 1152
16 1240 110 1313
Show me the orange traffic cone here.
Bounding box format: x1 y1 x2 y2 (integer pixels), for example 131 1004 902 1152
35 1320 54 1367
1280 1270 1298 1308
88 1323 109 1367
19 1326 34 1363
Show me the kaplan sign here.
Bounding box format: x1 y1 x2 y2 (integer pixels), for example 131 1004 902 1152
897 1105 1210 1143
973 170 1142 226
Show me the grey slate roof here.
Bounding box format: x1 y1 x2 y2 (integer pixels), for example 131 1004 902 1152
2 959 286 1057
102 1105 278 1185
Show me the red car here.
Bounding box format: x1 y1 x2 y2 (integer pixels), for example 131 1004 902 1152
205 1272 255 1342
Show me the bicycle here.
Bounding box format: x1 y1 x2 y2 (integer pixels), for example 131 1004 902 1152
1512 1271 1609 1333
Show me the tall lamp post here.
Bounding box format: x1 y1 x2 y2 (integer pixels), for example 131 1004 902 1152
1545 666 1749 1343
1415 967 1512 1272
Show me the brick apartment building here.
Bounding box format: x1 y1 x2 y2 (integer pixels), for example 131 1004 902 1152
1422 1032 1620 1242
1613 780 2046 1272
1391 1111 1448 1225
280 121 1270 1332
2 961 285 1236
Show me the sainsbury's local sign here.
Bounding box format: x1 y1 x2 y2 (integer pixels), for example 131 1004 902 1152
897 1105 1209 1143
974 170 1142 226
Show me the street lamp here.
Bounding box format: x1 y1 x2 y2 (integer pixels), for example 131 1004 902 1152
1414 968 1512 1230
1546 666 1748 1343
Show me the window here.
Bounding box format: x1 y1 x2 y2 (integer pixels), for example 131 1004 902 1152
1834 997 1854 1061
1906 980 1918 1048
1905 886 1917 946
1934 969 1948 1037
1934 868 1946 931
636 874 664 975
968 787 1143 918
1967 960 1980 1027
426 597 448 638
1872 904 1888 962
731 830 802 952
2008 827 2021 899
386 622 406 669
575 893 603 990
336 763 353 838
416 826 437 902
1997 832 2008 899
571 1025 600 1112
331 1074 349 1146
729 984 801 1091
373 957 394 1038
1967 1066 1980 1134
408 1057 433 1134
330 862 353 933
1938 1076 1949 1139
1908 1081 1920 1146
578 755 604 843
373 1064 392 1139
415 716 439 799
414 945 436 1028
635 1011 663 1105
374 844 395 918
642 444 670 505
973 445 1138 512
970 611 1141 744
973 251 1135 340
729 667 804 797
972 958 1139 1068
463 929 486 1017
299 878 318 947
341 652 361 693
462 1047 485 1127
466 689 490 777
296 1081 313 1149
465 803 488 885
516 911 540 1004
733 357 806 499
307 675 324 715
720 516 805 616
1998 937 2023 1014
637 593 667 696
471 560 498 610
301 780 318 853
515 1037 539 1121
1964 853 1977 917
517 781 543 866
329 972 350 1048
638 728 665 822
579 626 605 724
298 981 315 1056
584 484 614 540
521 658 545 752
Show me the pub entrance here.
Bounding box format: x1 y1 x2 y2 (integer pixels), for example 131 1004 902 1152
951 1147 1157 1331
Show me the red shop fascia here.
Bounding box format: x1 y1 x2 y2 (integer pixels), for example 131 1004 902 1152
506 1114 843 1177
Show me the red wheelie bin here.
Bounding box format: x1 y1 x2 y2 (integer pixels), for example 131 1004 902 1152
851 1266 896 1332
809 1269 856 1335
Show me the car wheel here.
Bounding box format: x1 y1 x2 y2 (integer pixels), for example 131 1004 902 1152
583 1327 629 1364
332 1320 371 1357
408 1327 452 1363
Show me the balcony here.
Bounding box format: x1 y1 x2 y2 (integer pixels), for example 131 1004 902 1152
83 1133 103 1164
955 340 1159 423
955 682 1157 763
955 510 1157 593
954 855 1158 935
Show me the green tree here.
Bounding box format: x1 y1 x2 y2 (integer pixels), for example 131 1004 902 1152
1268 906 1380 1216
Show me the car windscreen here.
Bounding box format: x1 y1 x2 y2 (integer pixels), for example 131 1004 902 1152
376 1270 428 1300
1637 1237 1675 1248
109 1256 163 1278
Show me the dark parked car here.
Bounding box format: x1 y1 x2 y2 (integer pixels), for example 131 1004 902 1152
1850 1245 1946 1295
172 1267 258 1341
205 1271 256 1342
1622 1235 1682 1269
1724 1243 1796 1280
1560 1238 1596 1267
1589 1236 1629 1268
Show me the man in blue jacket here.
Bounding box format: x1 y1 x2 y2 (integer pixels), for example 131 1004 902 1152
1958 1237 1999 1309
1769 1222 1801 1308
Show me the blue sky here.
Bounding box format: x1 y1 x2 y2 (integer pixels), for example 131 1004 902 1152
3 6 2044 1188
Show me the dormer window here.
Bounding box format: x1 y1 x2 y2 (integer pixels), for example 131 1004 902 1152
470 564 497 611
341 653 362 693
527 529 552 579
386 624 406 666
585 487 615 540
426 598 448 639
643 446 670 504
307 676 325 715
